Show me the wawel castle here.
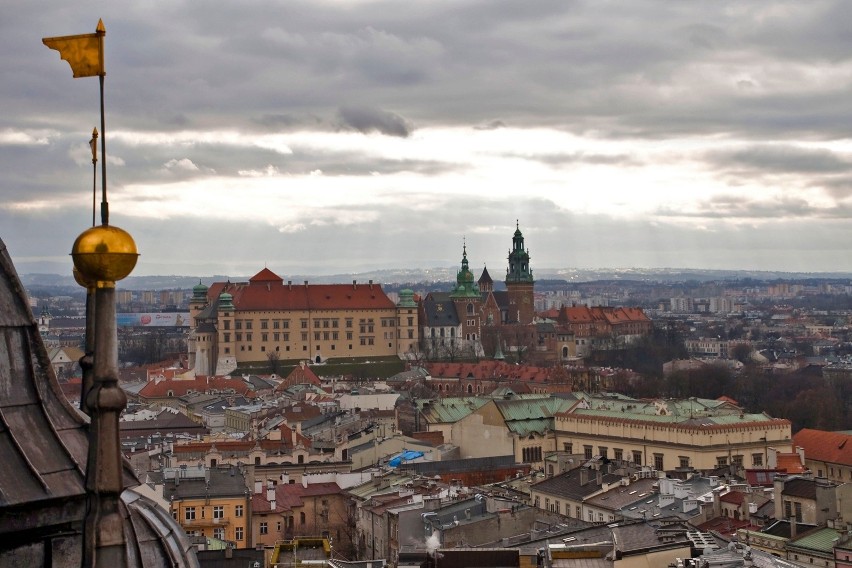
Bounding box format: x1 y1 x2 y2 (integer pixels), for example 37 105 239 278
188 224 651 374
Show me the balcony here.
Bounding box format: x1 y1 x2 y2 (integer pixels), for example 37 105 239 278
182 517 230 528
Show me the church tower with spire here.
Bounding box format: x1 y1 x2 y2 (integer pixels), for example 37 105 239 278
505 221 535 324
450 241 483 356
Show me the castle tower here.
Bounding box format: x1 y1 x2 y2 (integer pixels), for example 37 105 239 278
478 265 493 293
505 221 534 324
214 291 237 375
187 280 208 372
396 288 419 357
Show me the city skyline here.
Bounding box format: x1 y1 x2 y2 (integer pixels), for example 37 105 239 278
3 2 852 276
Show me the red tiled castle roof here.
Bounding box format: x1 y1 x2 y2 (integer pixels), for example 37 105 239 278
207 270 395 311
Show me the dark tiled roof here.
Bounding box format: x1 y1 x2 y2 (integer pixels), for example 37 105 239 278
163 467 250 500
531 467 622 501
780 477 817 499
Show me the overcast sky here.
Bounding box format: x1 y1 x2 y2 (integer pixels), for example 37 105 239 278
3 1 852 277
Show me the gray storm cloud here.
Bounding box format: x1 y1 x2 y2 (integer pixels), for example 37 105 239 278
337 106 413 137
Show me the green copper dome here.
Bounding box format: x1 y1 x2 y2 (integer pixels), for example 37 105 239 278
450 243 480 298
191 280 208 303
217 292 235 311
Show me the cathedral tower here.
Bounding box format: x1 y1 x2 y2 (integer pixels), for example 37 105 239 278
505 221 534 324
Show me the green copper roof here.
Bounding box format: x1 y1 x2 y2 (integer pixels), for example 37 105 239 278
217 292 235 311
192 280 208 303
505 221 533 284
450 243 481 298
789 527 842 553
397 288 417 308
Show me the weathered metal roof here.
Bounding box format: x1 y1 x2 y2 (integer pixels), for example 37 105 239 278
0 238 198 566
417 397 489 423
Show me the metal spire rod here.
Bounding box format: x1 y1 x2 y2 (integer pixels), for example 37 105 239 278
91 128 98 226
99 67 108 225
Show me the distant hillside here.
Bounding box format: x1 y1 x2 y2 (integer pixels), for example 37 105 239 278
19 266 852 291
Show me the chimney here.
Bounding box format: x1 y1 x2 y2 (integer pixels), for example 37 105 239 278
304 280 309 287
369 279 373 289
580 467 590 486
596 468 603 486
353 280 357 289
790 517 797 539
302 476 308 488
712 489 721 518
288 280 292 289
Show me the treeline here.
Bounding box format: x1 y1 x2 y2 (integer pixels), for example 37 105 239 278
600 338 852 433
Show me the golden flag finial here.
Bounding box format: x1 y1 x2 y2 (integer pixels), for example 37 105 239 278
90 128 98 164
42 20 105 78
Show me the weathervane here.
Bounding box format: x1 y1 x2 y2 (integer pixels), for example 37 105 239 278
43 20 138 568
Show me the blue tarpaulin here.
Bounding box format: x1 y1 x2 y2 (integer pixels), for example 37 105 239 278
388 450 424 467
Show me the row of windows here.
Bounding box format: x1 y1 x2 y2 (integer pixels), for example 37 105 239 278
232 319 291 331
225 330 387 344
182 504 244 521
536 497 611 522
522 446 542 462
567 443 762 470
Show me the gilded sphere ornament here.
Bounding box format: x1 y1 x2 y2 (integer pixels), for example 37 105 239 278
72 266 97 289
71 225 138 283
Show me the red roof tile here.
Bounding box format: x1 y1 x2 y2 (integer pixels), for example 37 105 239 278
208 278 395 312
775 453 807 474
793 428 852 466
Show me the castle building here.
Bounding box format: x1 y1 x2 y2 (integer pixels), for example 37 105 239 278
420 223 537 360
188 269 415 375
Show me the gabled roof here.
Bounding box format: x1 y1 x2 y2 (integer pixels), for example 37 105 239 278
275 363 322 392
252 481 343 514
793 428 852 466
250 268 283 283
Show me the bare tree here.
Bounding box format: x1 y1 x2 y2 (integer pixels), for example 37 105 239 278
267 349 282 375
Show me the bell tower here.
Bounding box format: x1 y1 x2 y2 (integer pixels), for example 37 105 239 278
505 221 534 324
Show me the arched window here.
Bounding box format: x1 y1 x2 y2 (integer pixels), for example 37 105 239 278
562 346 569 358
467 303 474 315
467 384 473 394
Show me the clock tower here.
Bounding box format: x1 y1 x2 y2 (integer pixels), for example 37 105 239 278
505 221 535 324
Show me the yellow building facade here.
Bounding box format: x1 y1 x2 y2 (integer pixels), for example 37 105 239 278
188 269 419 374
555 397 792 472
163 466 252 547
